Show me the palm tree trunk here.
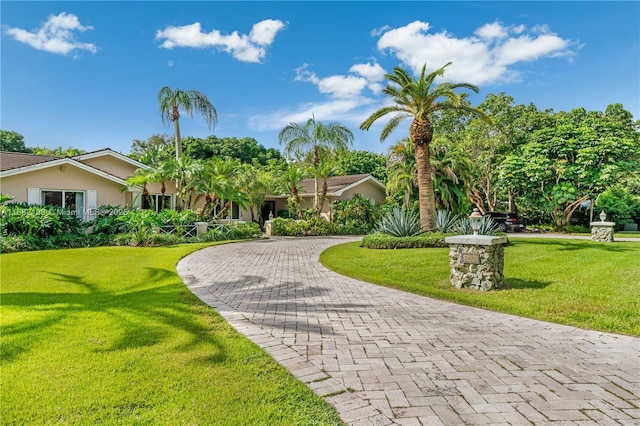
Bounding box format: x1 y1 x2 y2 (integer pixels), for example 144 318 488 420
411 116 436 231
313 146 319 213
174 119 182 160
414 142 436 231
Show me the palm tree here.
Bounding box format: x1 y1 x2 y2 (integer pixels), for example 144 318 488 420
311 160 340 215
158 87 217 161
279 115 354 213
278 165 307 218
169 156 203 210
124 169 153 210
360 63 485 230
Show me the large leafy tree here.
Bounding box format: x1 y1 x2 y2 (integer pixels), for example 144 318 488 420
0 130 29 152
183 135 284 166
334 150 388 183
360 63 484 230
158 87 217 160
129 134 173 163
500 105 640 228
279 115 353 213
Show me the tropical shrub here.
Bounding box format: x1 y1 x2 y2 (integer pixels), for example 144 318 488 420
332 194 379 235
360 232 451 249
272 218 305 236
0 203 82 237
91 205 130 234
302 217 337 236
376 206 422 237
271 217 336 236
596 186 640 229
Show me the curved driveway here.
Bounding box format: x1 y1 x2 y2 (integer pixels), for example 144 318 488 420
177 237 639 425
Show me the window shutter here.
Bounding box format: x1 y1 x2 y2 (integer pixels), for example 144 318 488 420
27 188 40 205
86 190 97 220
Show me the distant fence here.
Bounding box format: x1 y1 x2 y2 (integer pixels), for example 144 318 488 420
157 220 242 237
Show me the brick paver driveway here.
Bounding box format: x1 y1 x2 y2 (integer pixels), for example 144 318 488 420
177 237 640 425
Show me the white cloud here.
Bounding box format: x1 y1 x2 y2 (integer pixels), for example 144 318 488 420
295 60 387 98
155 19 285 63
4 12 97 55
475 21 508 40
376 20 575 86
249 97 376 132
251 60 389 132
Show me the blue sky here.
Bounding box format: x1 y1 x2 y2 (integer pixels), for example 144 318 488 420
2 1 639 156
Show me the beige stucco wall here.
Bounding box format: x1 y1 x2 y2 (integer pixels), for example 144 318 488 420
340 180 386 204
79 156 139 180
0 164 127 206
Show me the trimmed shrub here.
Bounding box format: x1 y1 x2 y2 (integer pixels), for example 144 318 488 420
272 218 305 236
360 232 452 249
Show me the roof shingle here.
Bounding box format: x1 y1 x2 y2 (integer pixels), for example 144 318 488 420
0 151 61 172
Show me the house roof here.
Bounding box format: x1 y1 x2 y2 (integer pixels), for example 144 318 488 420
0 151 61 172
298 173 385 197
0 150 138 188
72 148 149 169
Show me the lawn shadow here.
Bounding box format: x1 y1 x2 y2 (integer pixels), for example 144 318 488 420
201 274 374 338
501 278 552 290
1 267 228 363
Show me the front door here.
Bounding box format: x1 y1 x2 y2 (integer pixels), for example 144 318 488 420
261 200 276 222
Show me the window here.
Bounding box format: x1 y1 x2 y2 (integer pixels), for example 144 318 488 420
142 194 172 212
41 190 84 220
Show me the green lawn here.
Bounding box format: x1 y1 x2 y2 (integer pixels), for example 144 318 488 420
1 244 343 425
320 238 640 337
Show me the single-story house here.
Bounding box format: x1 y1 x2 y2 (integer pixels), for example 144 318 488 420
1 149 386 223
0 149 177 220
257 173 386 222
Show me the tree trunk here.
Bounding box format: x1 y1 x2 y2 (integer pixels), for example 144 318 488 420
508 188 517 213
410 116 436 231
172 103 182 161
414 142 436 231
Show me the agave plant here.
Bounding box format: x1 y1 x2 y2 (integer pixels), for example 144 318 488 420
376 206 423 237
455 216 501 235
434 209 459 233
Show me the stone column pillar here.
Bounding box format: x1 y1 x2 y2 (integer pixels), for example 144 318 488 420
264 220 273 236
444 235 508 291
590 222 615 242
195 222 208 237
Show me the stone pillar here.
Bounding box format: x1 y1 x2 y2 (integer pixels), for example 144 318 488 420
444 235 508 291
195 222 208 237
264 220 273 236
590 222 615 242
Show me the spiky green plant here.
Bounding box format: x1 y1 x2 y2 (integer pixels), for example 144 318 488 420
376 206 423 237
434 209 459 233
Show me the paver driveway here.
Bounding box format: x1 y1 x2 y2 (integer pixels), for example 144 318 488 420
177 236 640 425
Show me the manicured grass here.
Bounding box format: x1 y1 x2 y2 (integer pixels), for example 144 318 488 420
320 238 640 336
1 244 343 425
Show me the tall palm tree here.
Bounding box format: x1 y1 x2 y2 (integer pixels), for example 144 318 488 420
360 63 485 230
158 87 217 161
278 165 307 218
279 115 354 213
